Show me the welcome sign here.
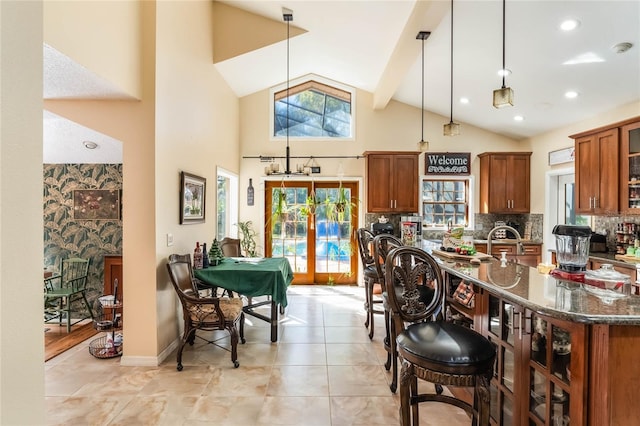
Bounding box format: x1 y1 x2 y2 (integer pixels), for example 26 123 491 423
425 152 471 175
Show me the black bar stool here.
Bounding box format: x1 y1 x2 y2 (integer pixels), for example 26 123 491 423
385 246 496 426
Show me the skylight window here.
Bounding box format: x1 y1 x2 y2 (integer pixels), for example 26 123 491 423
273 80 353 138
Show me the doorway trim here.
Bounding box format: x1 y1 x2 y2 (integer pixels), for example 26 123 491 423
544 167 574 263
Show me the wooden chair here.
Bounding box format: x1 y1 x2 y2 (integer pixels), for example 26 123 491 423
44 257 93 333
167 254 245 370
357 228 383 339
385 246 496 426
371 233 405 391
219 237 242 257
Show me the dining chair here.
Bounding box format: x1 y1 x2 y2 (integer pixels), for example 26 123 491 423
385 246 496 425
166 254 245 370
219 237 242 257
44 257 93 333
357 228 383 339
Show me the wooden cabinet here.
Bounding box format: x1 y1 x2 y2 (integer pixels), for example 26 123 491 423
479 152 531 213
572 128 619 214
364 151 419 213
104 255 123 301
620 119 640 214
476 242 542 268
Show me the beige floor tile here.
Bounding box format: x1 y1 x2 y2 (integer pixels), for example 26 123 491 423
328 365 391 396
325 343 380 366
324 326 372 344
188 395 265 425
44 396 132 426
280 326 326 343
274 343 327 365
203 365 272 397
109 395 199 426
257 396 331 425
330 396 399 425
267 366 329 396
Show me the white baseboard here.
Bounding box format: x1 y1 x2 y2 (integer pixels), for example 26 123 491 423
119 338 179 367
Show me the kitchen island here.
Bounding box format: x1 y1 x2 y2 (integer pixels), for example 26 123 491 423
429 250 640 426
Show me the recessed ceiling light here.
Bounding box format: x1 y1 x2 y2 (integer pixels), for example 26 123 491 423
514 115 524 122
612 42 633 54
497 69 511 77
565 91 579 99
560 19 580 31
83 141 98 149
459 97 469 104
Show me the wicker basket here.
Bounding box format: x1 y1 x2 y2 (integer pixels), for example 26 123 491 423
88 334 123 359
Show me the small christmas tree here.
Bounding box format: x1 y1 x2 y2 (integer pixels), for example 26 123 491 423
208 238 225 266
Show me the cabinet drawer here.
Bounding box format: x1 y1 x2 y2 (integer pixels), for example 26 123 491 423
491 244 516 255
522 245 541 255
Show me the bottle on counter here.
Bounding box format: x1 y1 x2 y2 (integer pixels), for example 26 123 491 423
202 242 210 268
193 242 203 269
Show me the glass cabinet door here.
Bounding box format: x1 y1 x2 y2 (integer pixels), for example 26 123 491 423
488 294 518 425
526 312 583 426
621 121 640 213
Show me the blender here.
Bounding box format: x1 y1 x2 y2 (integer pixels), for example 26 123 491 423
551 224 592 282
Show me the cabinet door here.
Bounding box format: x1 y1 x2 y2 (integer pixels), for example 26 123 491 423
596 129 619 214
393 154 419 212
524 311 587 426
509 155 530 213
575 129 619 214
575 134 597 213
487 155 509 212
366 154 393 212
620 121 640 214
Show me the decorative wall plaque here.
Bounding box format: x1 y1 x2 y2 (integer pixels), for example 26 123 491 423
425 152 471 175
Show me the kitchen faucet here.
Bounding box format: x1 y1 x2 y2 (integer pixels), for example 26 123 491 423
487 225 524 257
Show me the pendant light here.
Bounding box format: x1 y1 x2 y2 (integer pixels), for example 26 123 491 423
417 31 431 152
493 0 514 108
266 8 309 176
443 0 460 136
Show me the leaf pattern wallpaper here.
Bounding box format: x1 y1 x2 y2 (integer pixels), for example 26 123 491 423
44 164 123 314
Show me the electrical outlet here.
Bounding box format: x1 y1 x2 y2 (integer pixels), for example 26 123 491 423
167 233 174 246
476 224 483 230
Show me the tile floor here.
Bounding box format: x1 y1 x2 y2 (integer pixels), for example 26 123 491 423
45 285 471 425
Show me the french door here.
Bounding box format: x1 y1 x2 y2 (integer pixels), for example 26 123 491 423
265 180 358 285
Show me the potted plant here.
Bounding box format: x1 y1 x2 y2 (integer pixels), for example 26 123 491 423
236 220 259 257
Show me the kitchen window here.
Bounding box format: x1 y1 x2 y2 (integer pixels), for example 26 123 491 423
421 177 473 229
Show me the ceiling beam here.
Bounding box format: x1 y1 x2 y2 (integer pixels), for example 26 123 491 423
372 0 449 110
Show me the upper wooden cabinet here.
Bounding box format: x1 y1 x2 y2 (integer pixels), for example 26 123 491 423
479 152 532 214
364 151 419 213
569 120 638 215
620 120 640 214
574 129 619 214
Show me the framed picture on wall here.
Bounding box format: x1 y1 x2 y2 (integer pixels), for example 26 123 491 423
180 172 206 224
73 189 121 220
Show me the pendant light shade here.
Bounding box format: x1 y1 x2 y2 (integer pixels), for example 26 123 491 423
444 0 460 136
493 0 514 108
417 31 431 152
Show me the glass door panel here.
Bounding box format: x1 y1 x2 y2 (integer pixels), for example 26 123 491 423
265 180 358 285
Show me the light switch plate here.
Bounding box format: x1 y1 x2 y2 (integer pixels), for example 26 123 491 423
167 233 174 246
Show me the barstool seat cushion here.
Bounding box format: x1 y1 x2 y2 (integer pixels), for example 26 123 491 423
398 321 495 372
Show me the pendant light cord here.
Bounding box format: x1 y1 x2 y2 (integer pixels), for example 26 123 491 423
449 0 454 124
501 0 506 89
286 16 291 173
421 36 425 142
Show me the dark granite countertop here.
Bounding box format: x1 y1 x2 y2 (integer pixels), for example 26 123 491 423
422 241 640 325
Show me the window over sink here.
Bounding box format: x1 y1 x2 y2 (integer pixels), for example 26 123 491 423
421 176 474 230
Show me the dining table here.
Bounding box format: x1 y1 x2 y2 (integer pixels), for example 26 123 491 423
193 256 294 342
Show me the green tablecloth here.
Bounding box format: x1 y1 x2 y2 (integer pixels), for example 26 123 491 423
194 257 293 307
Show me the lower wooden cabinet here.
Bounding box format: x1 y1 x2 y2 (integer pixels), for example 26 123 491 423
475 243 542 268
104 254 123 300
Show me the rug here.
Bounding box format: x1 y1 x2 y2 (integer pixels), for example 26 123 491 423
44 321 98 361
